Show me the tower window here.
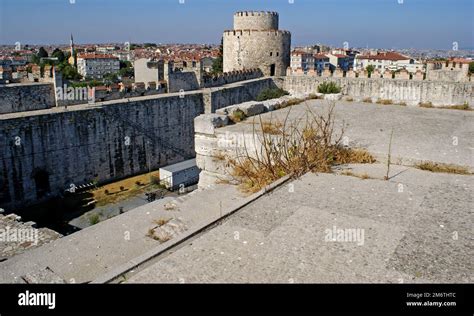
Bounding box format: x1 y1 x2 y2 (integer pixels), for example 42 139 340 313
276 52 279 57
270 52 273 57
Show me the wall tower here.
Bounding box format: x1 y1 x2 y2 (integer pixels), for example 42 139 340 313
223 11 291 77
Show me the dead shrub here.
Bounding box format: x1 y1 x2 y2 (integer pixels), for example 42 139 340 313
226 102 376 192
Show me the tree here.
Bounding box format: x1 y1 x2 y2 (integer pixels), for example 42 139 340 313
51 48 66 63
211 37 223 75
61 63 82 80
104 73 119 85
366 64 375 74
37 47 48 58
469 62 474 75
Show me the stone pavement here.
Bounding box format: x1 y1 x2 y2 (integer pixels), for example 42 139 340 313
216 100 474 169
1 99 472 283
126 165 473 283
0 183 255 283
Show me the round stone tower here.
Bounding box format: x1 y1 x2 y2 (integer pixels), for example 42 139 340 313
223 11 291 77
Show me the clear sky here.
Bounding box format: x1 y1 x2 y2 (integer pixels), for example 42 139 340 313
0 0 473 49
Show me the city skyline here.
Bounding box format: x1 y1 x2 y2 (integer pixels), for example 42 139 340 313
0 0 473 50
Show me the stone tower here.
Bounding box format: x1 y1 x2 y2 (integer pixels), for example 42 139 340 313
223 11 291 77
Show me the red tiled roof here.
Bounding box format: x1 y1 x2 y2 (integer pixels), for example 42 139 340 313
357 51 409 61
314 54 329 59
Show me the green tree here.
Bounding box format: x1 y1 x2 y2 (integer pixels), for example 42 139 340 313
366 65 375 74
61 63 82 80
37 47 48 58
51 48 66 63
469 62 474 74
211 37 223 75
104 73 119 85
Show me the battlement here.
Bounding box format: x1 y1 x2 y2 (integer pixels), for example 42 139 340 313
202 68 263 88
233 11 279 31
285 67 473 83
223 29 290 36
234 11 278 16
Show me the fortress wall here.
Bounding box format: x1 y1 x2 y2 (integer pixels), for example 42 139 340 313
168 72 200 93
202 69 263 88
204 77 276 113
0 93 204 210
0 83 56 114
282 76 474 106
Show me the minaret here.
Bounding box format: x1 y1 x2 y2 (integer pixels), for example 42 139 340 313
68 34 76 67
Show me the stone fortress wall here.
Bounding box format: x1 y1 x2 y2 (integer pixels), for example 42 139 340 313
0 83 56 114
282 75 474 106
0 93 204 210
223 11 291 77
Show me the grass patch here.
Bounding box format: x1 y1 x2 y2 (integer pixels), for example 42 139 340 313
317 81 341 94
92 171 161 207
261 121 283 135
419 102 472 111
345 97 354 102
419 102 433 108
415 161 471 175
88 213 101 225
229 109 246 123
255 87 289 101
376 99 393 105
341 170 371 180
363 97 373 103
154 218 171 226
227 102 376 193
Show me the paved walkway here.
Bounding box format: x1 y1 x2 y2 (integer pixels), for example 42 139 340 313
127 165 473 283
0 183 253 283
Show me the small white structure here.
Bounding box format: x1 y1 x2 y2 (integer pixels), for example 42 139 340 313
159 159 200 190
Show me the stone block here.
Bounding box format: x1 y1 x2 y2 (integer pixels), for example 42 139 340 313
324 93 342 101
194 114 229 135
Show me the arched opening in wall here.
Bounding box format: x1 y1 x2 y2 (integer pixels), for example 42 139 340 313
32 169 51 199
270 64 276 76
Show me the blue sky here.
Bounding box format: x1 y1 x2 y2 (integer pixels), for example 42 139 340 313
0 0 473 49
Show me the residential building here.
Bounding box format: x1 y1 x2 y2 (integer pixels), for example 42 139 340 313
314 54 330 74
354 51 423 73
290 50 315 72
326 53 352 71
76 54 120 79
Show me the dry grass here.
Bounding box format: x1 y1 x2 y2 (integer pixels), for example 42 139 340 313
376 99 393 105
261 121 283 135
92 171 160 206
345 97 354 102
419 102 433 108
420 102 472 111
415 161 471 175
341 170 371 180
363 97 373 103
397 102 407 106
438 104 472 111
154 218 171 226
227 102 376 193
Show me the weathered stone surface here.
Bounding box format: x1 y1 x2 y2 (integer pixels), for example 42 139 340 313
21 267 67 284
0 213 61 260
324 93 343 101
194 114 229 135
